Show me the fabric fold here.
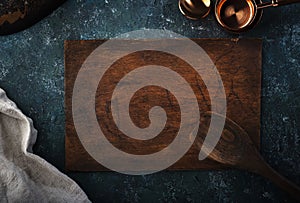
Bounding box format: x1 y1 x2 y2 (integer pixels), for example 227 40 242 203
0 88 90 202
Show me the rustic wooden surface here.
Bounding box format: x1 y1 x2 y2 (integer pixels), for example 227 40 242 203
65 39 262 172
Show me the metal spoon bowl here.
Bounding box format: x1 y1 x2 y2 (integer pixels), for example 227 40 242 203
179 0 211 20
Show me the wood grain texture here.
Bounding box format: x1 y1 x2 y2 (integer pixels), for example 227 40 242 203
65 39 262 172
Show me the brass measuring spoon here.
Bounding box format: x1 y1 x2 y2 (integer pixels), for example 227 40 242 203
179 0 212 19
196 112 300 201
215 0 300 32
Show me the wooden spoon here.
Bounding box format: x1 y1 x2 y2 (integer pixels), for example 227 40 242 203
196 111 300 201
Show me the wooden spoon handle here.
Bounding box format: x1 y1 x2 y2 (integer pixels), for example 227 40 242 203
250 157 300 201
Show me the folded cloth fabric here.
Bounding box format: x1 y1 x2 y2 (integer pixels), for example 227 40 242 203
0 88 90 202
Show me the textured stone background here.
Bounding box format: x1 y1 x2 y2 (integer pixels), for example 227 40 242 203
0 0 299 202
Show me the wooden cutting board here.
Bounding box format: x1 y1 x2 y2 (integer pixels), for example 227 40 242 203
65 39 262 171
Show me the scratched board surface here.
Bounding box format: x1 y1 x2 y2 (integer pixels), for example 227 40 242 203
65 39 262 172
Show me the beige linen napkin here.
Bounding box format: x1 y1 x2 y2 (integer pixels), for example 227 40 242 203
0 88 90 202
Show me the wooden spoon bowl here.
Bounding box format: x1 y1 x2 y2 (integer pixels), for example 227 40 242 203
196 111 300 201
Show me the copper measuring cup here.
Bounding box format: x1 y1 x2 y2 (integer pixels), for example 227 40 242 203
179 0 300 32
215 0 300 32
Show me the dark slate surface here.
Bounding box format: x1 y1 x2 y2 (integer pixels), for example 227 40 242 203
0 0 299 202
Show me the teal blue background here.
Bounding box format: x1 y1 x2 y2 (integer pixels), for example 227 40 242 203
0 0 299 202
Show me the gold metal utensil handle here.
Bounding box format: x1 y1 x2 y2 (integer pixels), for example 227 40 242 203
257 0 300 9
